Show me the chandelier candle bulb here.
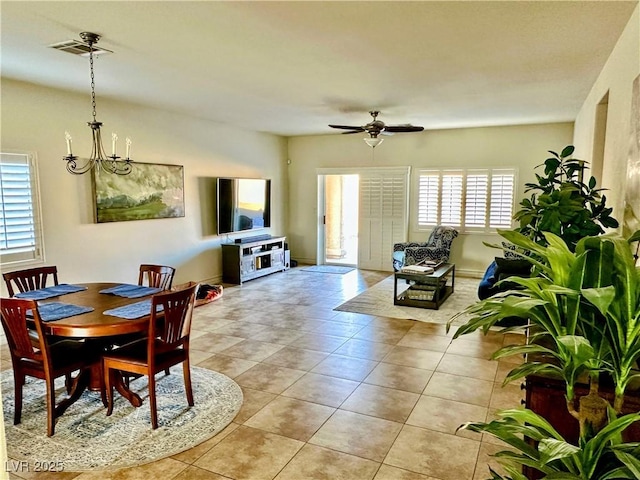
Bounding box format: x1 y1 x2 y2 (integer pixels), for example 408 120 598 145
126 138 131 159
112 133 118 157
65 131 72 156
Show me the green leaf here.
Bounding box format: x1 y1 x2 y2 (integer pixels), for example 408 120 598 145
560 145 575 158
581 286 616 316
628 230 640 244
545 158 561 176
557 335 594 364
538 438 580 463
501 362 562 386
613 449 640 478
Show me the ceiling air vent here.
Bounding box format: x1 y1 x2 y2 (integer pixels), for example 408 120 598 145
48 39 112 57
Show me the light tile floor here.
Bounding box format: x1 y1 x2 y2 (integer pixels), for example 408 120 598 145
2 268 526 480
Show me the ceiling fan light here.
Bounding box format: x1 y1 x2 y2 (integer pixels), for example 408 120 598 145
364 137 383 148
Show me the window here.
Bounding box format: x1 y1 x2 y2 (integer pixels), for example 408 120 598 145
417 168 517 233
0 152 44 266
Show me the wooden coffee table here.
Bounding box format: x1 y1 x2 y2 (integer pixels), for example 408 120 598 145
393 263 455 310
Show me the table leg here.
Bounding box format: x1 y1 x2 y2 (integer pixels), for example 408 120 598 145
54 368 90 418
113 372 143 407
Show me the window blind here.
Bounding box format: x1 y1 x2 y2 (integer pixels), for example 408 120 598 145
0 152 43 265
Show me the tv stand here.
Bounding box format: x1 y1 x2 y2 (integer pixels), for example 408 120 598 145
222 236 286 284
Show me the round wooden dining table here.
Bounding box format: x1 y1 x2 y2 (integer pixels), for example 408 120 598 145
39 282 159 408
42 282 152 338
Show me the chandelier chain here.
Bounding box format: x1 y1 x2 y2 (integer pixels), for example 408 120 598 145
89 42 97 122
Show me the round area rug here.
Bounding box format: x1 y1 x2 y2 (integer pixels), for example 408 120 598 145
2 366 243 471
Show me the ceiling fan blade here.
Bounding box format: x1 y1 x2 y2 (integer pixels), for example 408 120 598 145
342 129 365 134
329 124 364 130
384 125 425 133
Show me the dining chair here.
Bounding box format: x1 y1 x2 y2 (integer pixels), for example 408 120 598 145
0 298 99 436
3 266 59 297
2 265 75 391
103 281 198 429
138 264 176 291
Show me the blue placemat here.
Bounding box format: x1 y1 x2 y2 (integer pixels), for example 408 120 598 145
15 284 88 300
99 284 162 299
27 302 94 322
103 300 164 320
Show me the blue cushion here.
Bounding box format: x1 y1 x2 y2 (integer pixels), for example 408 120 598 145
392 251 405 271
479 261 498 289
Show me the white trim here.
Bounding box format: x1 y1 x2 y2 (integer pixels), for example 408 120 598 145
0 151 46 268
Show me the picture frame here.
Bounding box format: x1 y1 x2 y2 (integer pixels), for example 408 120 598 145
624 74 640 236
93 162 185 223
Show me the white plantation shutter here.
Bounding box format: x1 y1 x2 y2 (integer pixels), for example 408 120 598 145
358 168 409 271
417 168 516 232
489 171 515 228
417 174 439 225
0 152 44 265
464 172 489 229
441 173 463 226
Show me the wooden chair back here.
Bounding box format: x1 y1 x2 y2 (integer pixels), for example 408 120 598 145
3 266 59 297
138 264 175 290
148 281 198 356
0 298 49 367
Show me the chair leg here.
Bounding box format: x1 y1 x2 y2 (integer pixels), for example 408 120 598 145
148 373 158 429
13 373 24 425
65 372 73 394
98 367 108 408
46 376 56 437
183 360 194 407
104 364 114 416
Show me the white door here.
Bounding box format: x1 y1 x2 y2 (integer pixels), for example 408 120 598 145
318 167 409 271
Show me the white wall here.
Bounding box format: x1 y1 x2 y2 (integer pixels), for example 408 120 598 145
1 79 288 294
287 122 574 276
573 4 640 222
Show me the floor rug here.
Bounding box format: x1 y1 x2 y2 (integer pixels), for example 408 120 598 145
302 265 355 274
2 366 243 471
334 275 479 326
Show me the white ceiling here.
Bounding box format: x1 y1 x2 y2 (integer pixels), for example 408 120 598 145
1 1 637 137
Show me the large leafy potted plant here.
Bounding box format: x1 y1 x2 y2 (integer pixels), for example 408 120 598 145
514 146 619 251
448 229 640 479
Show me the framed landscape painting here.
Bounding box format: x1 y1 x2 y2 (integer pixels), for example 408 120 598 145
93 162 185 223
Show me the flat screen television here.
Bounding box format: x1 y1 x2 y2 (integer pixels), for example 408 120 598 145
216 178 271 235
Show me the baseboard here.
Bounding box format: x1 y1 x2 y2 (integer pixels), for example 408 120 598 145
200 275 223 285
455 269 484 279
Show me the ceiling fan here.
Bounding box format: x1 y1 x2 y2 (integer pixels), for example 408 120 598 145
329 111 424 147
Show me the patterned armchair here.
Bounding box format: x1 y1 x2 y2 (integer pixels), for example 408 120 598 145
392 226 459 271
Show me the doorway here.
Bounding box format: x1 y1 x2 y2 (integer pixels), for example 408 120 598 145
321 174 359 266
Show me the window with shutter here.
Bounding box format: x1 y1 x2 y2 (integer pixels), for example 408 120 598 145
441 173 463 226
489 171 516 229
417 173 439 225
465 172 489 229
0 152 44 266
417 167 517 233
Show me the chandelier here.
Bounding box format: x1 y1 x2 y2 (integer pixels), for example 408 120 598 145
63 32 133 175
